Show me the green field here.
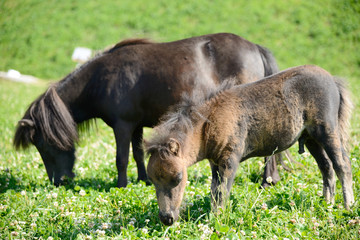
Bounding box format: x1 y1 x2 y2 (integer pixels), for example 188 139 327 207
1 0 360 239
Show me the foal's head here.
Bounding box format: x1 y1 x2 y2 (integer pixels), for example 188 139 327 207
146 137 188 225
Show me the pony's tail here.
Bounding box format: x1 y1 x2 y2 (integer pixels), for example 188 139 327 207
335 77 353 153
256 44 279 76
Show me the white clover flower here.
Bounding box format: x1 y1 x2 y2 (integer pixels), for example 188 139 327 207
96 229 105 236
30 213 39 218
142 228 148 234
52 192 58 198
48 237 54 240
266 176 273 184
78 167 85 174
21 190 26 196
79 190 86 197
54 202 59 207
261 203 268 210
101 223 110 230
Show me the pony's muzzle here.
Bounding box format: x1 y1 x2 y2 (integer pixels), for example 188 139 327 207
159 210 178 226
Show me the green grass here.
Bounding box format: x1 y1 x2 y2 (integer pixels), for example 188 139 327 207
1 0 360 239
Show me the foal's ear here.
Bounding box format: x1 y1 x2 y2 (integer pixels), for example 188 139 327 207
168 138 180 156
19 119 35 128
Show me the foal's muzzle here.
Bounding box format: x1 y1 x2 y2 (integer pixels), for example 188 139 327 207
159 211 178 226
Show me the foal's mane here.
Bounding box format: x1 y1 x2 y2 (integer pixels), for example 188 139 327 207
145 79 236 154
14 84 78 151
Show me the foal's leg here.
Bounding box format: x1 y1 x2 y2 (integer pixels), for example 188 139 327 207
210 157 239 209
113 121 134 188
131 126 148 184
311 127 354 209
261 155 280 188
323 141 353 209
305 139 336 204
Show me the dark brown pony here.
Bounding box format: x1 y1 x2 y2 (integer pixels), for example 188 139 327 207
145 65 354 226
14 33 280 187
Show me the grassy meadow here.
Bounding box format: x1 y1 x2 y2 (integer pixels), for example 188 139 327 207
1 0 360 239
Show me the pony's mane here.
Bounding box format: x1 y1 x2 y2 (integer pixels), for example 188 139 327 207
145 79 236 154
108 38 153 53
14 84 78 151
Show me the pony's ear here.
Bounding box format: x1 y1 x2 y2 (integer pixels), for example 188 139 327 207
19 119 35 128
168 138 180 156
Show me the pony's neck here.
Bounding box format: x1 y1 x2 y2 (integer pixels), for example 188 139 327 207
56 70 86 105
54 61 96 123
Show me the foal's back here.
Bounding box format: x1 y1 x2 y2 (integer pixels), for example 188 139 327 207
222 65 339 158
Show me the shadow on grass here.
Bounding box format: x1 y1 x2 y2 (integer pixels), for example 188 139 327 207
0 169 49 193
0 169 149 194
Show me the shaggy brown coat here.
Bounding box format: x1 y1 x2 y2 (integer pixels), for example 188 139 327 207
146 65 353 226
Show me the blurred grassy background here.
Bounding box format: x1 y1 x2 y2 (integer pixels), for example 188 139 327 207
1 0 359 81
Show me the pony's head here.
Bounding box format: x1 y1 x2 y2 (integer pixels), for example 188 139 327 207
14 86 78 185
146 137 188 226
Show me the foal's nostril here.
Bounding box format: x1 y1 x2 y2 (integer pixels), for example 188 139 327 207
159 212 174 226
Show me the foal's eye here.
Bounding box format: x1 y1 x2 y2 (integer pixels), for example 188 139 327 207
170 172 183 186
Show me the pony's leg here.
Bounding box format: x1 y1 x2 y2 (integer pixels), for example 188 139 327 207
305 139 336 204
261 155 280 188
113 121 133 188
310 127 354 209
131 126 148 184
210 158 239 209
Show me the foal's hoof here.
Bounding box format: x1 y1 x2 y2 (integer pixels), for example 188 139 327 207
260 182 272 189
260 179 278 189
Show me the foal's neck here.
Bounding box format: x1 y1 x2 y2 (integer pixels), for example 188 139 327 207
183 100 217 167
